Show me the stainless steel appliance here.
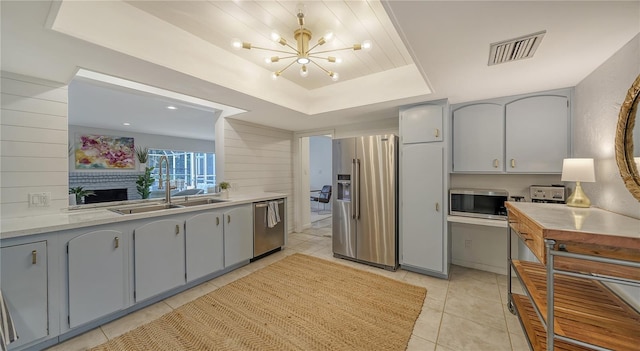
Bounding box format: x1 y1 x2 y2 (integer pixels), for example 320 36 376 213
253 199 285 258
449 188 509 220
332 134 398 270
530 185 566 203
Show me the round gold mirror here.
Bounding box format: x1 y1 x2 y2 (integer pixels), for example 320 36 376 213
615 73 640 201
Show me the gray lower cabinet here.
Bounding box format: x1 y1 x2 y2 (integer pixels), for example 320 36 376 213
185 211 224 282
223 205 253 267
134 219 185 302
68 230 126 328
1 241 48 349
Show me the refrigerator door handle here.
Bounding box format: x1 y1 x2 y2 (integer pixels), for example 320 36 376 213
356 158 361 220
352 159 357 219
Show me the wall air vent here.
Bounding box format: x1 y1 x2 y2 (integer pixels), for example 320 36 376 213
488 30 546 66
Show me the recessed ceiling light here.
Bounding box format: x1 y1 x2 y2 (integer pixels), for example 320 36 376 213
123 122 131 126
167 105 177 110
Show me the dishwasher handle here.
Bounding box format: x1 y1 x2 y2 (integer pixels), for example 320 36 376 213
254 200 285 208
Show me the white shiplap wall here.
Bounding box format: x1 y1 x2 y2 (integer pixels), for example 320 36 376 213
221 118 294 232
1 72 69 217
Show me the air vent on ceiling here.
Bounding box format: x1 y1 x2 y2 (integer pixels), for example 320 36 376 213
488 30 546 66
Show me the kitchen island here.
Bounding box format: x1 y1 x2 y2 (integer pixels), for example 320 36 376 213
1 192 287 351
505 202 640 351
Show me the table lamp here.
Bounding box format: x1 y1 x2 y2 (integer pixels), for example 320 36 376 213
561 158 596 208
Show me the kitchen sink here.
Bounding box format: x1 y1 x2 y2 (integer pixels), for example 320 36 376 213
174 198 228 207
109 203 185 215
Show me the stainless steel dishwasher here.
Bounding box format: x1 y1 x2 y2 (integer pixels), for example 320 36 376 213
253 199 285 258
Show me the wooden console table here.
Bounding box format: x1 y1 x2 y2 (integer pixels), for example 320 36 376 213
506 202 640 350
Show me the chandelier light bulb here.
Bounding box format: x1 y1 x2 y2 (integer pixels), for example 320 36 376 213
231 38 243 50
362 40 372 51
329 71 339 81
271 71 281 80
270 32 281 42
300 65 309 77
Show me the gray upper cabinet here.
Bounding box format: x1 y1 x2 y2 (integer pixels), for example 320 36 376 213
452 103 504 172
134 219 185 302
400 105 443 144
452 91 570 173
68 230 126 328
224 205 253 268
505 95 569 173
1 241 48 349
185 211 224 282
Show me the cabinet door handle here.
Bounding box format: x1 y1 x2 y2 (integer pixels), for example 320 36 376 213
175 224 180 235
493 159 499 168
511 159 516 168
435 202 440 212
434 128 440 138
227 215 231 224
216 217 220 226
32 250 37 264
114 237 120 249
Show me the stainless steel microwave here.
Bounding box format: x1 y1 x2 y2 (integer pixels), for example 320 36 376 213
449 188 509 220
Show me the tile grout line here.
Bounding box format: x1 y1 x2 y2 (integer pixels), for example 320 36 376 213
434 276 451 349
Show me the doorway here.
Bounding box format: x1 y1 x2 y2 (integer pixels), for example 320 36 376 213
309 135 332 227
294 131 333 234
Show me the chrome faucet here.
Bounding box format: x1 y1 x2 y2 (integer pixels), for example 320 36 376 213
158 155 172 205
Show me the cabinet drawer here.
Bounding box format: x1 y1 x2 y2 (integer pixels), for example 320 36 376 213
508 209 544 263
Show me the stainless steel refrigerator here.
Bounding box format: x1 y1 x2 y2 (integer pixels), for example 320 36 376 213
332 134 398 270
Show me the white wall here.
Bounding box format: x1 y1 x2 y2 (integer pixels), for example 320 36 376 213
219 118 294 232
333 117 399 138
309 136 331 190
574 33 640 219
573 33 640 308
68 125 214 172
1 72 69 217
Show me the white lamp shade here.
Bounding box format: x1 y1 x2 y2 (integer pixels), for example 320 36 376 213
561 158 596 182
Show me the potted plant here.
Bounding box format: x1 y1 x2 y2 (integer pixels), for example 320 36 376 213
136 166 155 199
219 181 231 199
135 146 149 171
69 186 95 205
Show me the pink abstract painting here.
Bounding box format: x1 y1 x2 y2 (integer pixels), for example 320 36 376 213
75 134 135 169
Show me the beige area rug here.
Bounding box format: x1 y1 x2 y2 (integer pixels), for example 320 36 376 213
91 253 426 351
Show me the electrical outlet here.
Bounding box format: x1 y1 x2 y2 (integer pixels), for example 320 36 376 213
465 239 472 248
28 192 51 207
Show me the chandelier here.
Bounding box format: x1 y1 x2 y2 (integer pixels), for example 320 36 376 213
231 7 371 82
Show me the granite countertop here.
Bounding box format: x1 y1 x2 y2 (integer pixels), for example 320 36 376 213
1 192 287 240
506 202 640 239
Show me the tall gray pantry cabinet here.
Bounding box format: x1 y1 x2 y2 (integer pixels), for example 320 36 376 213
399 103 450 278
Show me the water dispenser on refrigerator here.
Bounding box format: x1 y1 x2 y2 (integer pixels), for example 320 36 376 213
336 174 351 202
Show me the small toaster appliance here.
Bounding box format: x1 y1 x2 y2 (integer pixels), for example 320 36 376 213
529 185 567 203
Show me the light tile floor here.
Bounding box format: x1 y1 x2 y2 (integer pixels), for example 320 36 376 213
47 218 527 351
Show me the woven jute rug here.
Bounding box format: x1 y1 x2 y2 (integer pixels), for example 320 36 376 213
91 253 426 351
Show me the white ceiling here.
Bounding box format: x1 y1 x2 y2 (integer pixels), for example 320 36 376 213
2 1 639 137
125 0 414 90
